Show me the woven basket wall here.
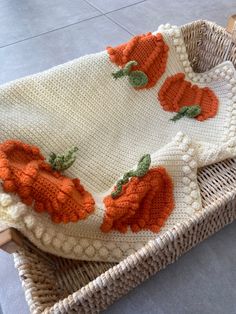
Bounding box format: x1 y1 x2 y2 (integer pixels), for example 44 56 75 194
12 20 236 314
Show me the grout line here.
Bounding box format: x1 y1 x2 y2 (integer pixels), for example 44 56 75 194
0 13 104 49
85 0 146 15
0 0 147 50
105 15 135 35
106 0 147 15
84 0 148 36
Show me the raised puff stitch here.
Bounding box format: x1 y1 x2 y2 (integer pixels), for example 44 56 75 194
158 73 219 121
0 134 201 262
107 32 169 89
0 140 95 224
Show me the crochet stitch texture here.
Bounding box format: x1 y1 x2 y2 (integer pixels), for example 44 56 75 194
107 32 169 89
0 134 202 262
158 73 218 121
0 23 236 262
0 140 95 223
102 167 174 233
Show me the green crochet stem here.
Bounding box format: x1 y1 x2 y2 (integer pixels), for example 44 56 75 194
111 154 151 199
112 60 148 88
49 146 79 171
112 61 137 78
171 105 201 122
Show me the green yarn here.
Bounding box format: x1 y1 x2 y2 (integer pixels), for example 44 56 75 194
171 105 201 122
112 61 137 79
128 71 148 88
49 146 78 171
111 154 151 199
123 60 138 75
112 60 148 88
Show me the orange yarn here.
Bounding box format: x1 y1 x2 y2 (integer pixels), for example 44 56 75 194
101 167 174 233
158 73 218 121
107 32 169 89
0 140 95 223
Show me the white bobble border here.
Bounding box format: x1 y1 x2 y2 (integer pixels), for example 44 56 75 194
166 24 236 88
0 130 206 261
176 133 202 213
0 186 146 261
222 69 236 151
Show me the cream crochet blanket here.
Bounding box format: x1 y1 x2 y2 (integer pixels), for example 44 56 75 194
0 24 235 262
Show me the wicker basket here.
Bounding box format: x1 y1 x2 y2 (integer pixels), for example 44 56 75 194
12 20 236 314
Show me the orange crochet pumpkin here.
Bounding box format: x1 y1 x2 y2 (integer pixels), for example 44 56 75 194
158 73 218 121
0 140 95 223
107 32 169 89
101 167 174 233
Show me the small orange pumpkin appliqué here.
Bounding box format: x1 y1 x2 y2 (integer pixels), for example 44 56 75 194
107 32 169 89
0 140 95 223
101 167 174 233
158 73 219 121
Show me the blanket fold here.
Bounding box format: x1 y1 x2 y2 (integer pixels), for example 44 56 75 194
0 23 235 262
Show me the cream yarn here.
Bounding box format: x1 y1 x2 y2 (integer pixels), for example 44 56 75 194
0 134 201 262
0 24 235 262
157 24 236 166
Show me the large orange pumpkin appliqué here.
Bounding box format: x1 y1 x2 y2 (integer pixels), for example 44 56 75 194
101 167 174 233
0 140 95 223
107 32 169 89
158 73 219 121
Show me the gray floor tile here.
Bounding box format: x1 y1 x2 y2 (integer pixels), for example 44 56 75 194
0 15 131 84
85 0 146 13
1 223 235 314
0 252 29 314
0 0 101 47
105 221 236 314
107 0 236 34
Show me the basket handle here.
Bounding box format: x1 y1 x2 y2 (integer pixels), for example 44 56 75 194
226 14 236 41
221 15 236 62
0 228 23 254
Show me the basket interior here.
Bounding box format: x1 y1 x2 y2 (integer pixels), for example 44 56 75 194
15 241 116 310
13 20 236 313
182 20 236 72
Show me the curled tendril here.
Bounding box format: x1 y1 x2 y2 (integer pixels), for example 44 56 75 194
112 60 148 88
111 154 151 199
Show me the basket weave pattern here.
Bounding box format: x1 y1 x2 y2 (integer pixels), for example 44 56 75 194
13 20 236 313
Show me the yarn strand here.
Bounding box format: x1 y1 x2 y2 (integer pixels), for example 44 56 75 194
170 105 201 122
112 60 148 88
111 154 151 198
49 146 78 171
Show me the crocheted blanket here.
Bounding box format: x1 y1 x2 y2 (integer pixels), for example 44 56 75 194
0 23 235 262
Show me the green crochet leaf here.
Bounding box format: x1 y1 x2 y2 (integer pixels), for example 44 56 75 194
128 71 148 88
171 105 201 122
49 146 78 171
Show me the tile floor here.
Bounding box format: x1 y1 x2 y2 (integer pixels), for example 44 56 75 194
0 1 236 313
